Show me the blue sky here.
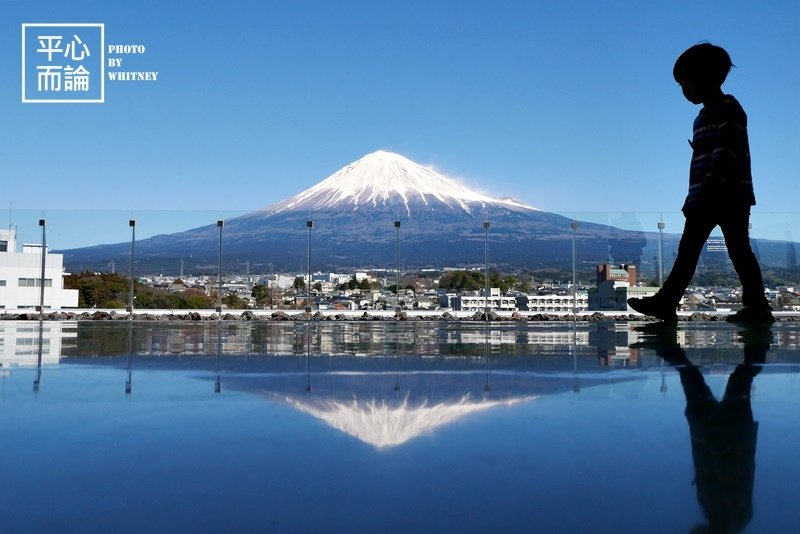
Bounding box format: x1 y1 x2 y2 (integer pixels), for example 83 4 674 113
2 1 800 248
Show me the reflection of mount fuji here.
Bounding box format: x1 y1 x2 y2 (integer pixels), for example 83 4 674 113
220 356 637 449
60 151 794 272
283 392 533 449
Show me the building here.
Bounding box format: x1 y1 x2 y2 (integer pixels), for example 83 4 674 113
437 289 458 309
450 288 518 312
457 294 518 312
588 263 658 311
596 263 637 285
521 293 589 313
0 227 79 310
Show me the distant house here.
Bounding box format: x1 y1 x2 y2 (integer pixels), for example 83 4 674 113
0 227 79 310
437 289 458 309
168 279 186 292
331 298 357 311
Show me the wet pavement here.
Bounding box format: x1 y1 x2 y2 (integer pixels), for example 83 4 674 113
0 321 798 532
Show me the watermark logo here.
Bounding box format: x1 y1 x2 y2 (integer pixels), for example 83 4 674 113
22 23 105 103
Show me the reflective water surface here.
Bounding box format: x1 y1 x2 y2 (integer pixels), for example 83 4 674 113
1 320 799 532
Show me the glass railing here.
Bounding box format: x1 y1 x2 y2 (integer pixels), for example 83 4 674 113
1 209 799 315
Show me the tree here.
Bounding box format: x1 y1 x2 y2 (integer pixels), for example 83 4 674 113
223 293 245 308
438 271 483 292
516 278 531 293
293 276 306 291
65 272 128 307
252 284 271 308
65 272 217 309
313 281 322 292
184 290 213 309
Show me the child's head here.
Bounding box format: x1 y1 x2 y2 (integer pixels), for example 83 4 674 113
673 43 733 88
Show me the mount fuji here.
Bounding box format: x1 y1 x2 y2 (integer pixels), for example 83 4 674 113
268 150 533 216
60 151 785 274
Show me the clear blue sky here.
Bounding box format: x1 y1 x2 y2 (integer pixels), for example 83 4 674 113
2 1 800 248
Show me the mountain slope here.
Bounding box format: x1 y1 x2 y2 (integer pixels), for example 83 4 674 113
60 151 793 274
266 150 534 216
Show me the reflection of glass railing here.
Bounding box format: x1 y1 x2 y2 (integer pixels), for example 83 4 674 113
1 209 799 313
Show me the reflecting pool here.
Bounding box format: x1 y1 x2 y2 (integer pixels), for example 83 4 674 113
1 321 799 532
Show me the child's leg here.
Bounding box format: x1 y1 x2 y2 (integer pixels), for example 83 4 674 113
659 214 716 304
719 210 770 309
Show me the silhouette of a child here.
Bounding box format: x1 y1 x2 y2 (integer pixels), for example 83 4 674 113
628 43 773 323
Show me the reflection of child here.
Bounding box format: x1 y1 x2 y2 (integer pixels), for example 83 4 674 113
682 362 760 533
633 322 769 532
628 43 773 323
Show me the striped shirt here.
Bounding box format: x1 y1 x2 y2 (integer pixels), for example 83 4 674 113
682 94 755 212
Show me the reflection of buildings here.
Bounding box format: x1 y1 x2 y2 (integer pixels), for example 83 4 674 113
9 321 800 362
455 329 590 346
0 321 76 368
0 227 79 310
590 323 639 366
588 263 658 311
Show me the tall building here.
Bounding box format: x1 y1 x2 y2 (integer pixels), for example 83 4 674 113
596 263 637 285
588 263 658 311
0 227 79 311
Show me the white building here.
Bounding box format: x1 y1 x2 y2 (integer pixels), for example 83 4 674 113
458 289 519 312
526 293 589 313
0 227 79 311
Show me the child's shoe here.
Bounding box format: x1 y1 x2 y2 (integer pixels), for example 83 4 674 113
627 295 678 322
726 306 775 323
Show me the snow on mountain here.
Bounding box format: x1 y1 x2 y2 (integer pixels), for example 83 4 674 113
285 394 536 449
267 150 537 216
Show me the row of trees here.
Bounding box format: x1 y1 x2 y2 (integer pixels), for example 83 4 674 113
438 271 530 294
65 272 214 309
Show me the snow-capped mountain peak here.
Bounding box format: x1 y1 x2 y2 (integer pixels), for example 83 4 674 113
268 150 536 216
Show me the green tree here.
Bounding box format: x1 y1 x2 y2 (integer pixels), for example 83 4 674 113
252 284 271 308
223 293 245 308
516 278 531 293
438 271 483 292
184 290 213 309
65 272 129 307
293 276 306 291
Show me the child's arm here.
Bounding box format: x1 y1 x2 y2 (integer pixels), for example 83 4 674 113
705 102 748 188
